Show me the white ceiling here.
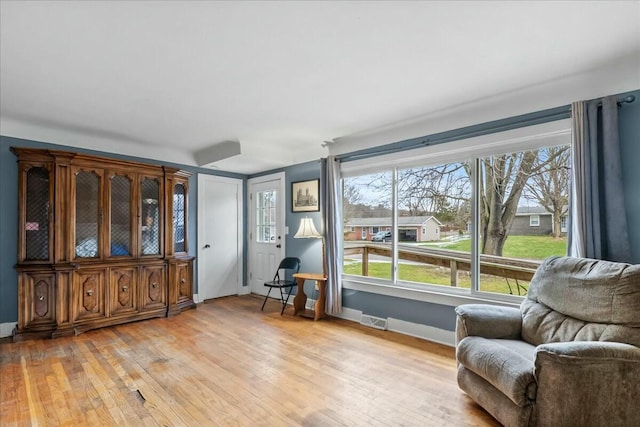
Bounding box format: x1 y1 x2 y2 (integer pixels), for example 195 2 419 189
1 1 639 174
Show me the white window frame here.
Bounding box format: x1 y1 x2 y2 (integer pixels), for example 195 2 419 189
560 216 568 232
340 120 571 307
529 215 540 227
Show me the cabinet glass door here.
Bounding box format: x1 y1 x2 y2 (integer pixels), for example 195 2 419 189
173 183 186 253
141 178 161 255
75 170 101 258
110 174 132 256
25 167 50 260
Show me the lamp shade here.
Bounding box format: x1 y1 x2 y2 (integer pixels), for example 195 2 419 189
294 217 321 239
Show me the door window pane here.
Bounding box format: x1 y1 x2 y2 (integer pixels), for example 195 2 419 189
256 190 276 243
110 175 131 256
75 171 100 258
141 178 160 255
25 167 50 260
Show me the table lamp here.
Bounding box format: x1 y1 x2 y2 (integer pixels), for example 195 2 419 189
293 217 325 276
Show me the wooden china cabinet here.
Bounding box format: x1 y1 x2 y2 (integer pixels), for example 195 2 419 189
12 147 196 340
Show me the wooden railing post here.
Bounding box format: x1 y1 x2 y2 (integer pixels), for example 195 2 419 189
362 246 369 277
450 260 458 287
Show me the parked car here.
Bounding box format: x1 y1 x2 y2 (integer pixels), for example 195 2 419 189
371 230 392 242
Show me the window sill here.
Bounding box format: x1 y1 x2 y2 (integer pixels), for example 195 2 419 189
342 275 522 309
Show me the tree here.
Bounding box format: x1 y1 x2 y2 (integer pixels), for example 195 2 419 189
524 146 570 238
396 163 470 218
479 151 539 255
342 182 362 224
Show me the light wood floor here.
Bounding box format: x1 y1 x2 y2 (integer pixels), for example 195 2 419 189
0 295 498 426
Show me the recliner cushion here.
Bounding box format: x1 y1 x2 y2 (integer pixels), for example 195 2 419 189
457 336 537 407
521 256 640 347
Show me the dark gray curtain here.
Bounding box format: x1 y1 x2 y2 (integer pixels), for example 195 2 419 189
321 156 343 314
569 96 631 262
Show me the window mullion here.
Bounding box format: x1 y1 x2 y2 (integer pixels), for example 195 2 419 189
470 158 481 293
392 167 398 284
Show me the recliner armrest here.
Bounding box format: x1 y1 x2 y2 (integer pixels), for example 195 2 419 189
534 341 640 427
536 341 640 362
455 304 522 344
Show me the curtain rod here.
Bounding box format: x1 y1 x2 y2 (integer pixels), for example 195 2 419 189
620 94 635 104
594 94 636 107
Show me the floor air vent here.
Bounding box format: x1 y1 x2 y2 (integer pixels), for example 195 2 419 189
360 314 388 330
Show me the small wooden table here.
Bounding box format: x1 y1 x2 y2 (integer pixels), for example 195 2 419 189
292 273 328 321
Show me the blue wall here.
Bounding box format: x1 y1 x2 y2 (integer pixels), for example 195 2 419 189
284 161 324 275
0 135 245 323
619 90 640 263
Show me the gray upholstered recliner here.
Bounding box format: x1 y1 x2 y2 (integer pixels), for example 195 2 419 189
455 256 640 427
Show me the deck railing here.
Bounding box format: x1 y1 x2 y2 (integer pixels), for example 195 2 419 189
344 242 541 295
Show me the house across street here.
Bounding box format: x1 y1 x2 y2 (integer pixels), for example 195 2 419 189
344 216 443 242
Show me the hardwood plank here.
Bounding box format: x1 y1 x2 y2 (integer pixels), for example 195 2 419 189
1 295 499 426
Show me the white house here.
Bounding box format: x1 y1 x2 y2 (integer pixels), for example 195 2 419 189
344 216 443 242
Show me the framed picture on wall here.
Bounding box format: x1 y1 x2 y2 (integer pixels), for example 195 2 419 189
292 179 320 212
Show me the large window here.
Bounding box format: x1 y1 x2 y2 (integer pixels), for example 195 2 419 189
341 125 571 300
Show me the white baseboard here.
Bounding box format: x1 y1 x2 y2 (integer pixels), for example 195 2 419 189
386 318 455 347
0 322 17 338
332 305 362 323
332 307 455 347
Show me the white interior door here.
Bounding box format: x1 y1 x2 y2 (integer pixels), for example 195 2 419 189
248 173 285 296
198 174 243 301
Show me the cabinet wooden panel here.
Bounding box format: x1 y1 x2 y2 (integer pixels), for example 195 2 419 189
168 257 196 316
12 147 195 340
73 270 106 322
20 272 56 329
141 265 166 310
109 267 138 316
176 261 192 304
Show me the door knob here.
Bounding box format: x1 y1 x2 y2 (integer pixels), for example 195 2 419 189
204 244 211 249
276 244 281 248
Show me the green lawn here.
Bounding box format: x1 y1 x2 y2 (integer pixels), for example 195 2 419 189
342 235 562 296
343 261 529 295
429 235 567 260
